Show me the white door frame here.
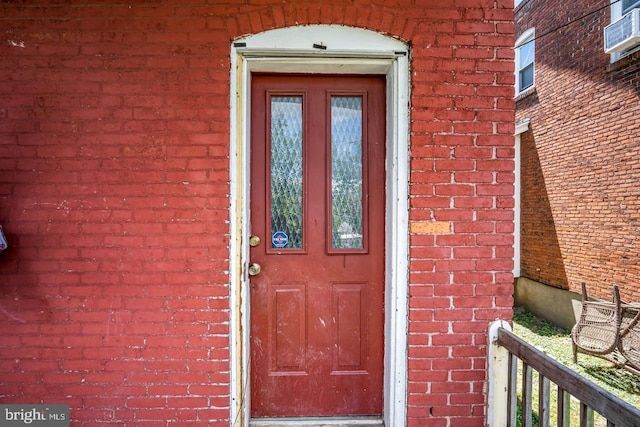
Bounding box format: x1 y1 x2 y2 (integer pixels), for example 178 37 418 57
228 25 410 427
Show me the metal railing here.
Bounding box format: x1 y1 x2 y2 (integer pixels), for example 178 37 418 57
487 320 640 427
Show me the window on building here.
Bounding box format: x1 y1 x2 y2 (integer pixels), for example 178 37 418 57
609 0 640 60
515 29 535 96
623 0 640 13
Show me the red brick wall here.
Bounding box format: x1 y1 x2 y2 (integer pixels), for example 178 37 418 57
520 130 569 288
0 1 515 426
516 0 640 301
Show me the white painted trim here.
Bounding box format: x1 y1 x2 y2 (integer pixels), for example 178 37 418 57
229 25 410 427
513 118 529 278
383 49 410 427
514 133 521 278
513 119 528 278
234 25 407 54
486 320 512 427
515 118 530 135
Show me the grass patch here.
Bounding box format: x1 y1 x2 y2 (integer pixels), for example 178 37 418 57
511 307 640 425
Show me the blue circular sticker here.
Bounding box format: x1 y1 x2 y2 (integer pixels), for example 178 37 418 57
272 231 288 248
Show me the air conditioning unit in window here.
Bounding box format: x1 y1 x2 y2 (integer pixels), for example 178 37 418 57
604 8 640 53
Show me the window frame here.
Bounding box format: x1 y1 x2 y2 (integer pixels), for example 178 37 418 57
515 28 535 96
610 0 640 61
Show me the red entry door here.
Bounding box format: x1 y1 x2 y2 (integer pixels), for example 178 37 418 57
249 75 386 418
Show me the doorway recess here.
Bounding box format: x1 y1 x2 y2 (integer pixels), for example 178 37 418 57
229 25 410 427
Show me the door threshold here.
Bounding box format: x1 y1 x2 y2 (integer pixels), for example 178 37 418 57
249 416 384 427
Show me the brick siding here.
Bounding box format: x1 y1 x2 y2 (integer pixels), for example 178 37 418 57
516 0 640 301
0 1 514 426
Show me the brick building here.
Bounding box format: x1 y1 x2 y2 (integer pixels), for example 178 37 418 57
0 2 515 426
515 0 640 314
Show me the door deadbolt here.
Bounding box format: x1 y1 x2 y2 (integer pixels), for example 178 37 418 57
248 263 262 276
249 235 261 247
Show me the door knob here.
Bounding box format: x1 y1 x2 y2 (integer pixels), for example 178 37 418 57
248 263 262 276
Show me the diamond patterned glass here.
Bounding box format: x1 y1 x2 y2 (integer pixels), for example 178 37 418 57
331 97 363 249
270 96 303 249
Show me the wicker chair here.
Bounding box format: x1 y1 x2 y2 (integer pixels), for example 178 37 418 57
619 302 640 373
571 283 622 364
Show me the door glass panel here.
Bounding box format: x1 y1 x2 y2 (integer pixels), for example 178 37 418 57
330 96 363 250
270 96 303 249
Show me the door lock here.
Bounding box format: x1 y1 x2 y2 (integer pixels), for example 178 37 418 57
248 263 262 276
249 235 261 247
